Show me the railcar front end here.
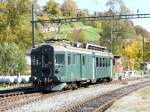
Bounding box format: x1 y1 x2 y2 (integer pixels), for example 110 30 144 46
30 45 66 91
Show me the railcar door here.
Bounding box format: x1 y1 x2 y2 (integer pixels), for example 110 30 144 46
91 56 97 83
76 54 81 80
92 57 95 80
81 55 86 80
67 54 81 81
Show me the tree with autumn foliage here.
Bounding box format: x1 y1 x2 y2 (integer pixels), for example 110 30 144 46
62 0 78 17
123 40 142 70
43 0 61 17
0 0 42 74
70 28 85 42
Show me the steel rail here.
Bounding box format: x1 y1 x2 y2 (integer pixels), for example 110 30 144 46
57 80 150 112
0 76 148 112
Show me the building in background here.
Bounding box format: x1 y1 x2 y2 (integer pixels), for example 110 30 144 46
114 56 124 79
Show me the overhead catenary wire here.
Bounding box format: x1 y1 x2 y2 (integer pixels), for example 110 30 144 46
35 13 150 24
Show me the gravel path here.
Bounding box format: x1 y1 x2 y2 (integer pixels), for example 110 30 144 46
6 78 150 112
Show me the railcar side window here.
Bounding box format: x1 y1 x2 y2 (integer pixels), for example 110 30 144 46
105 58 107 67
55 54 65 64
103 58 105 67
113 58 115 65
106 58 108 67
72 55 75 64
68 55 71 64
99 58 102 67
108 58 111 67
107 58 109 67
68 55 76 65
96 57 99 67
82 56 85 65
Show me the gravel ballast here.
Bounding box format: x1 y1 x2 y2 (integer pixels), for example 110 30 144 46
6 78 150 112
105 86 150 112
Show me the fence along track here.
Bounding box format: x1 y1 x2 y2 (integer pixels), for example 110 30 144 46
58 80 150 112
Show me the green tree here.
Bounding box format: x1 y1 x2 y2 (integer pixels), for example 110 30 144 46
0 1 9 42
71 28 85 42
62 0 78 17
123 40 142 70
144 41 150 62
101 1 136 55
43 0 61 17
0 0 42 50
6 0 31 29
0 43 27 75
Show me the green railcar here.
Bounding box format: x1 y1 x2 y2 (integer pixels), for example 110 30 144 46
30 41 114 91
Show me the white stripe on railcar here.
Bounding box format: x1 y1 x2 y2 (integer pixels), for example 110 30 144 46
53 45 113 57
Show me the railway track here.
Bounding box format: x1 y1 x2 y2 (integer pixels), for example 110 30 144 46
0 86 34 96
0 87 73 112
58 79 150 112
0 86 40 112
0 76 148 112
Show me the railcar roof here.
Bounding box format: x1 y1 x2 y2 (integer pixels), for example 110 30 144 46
54 44 112 57
36 43 113 57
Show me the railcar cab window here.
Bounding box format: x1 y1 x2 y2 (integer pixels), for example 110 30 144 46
42 54 49 67
55 54 65 64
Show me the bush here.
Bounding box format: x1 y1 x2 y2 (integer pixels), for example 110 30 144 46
0 43 27 75
71 28 85 42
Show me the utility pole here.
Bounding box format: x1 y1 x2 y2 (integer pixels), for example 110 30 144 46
142 34 144 63
110 31 113 53
141 33 145 74
32 4 35 48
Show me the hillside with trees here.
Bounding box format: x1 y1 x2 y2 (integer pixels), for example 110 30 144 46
0 0 150 74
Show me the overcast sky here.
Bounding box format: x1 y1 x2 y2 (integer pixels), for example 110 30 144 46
38 0 150 31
